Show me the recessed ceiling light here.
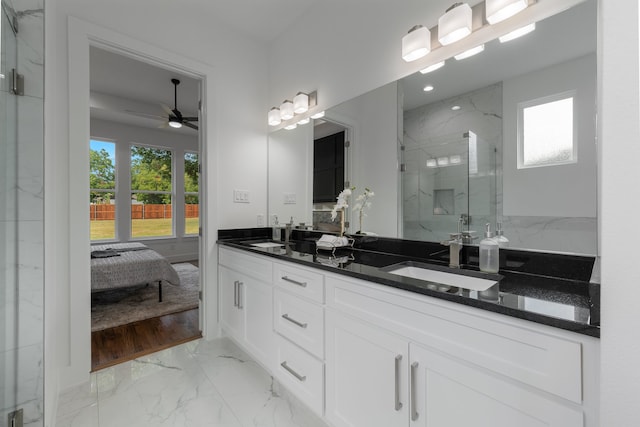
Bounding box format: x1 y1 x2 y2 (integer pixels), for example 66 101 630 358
423 85 434 92
451 105 461 111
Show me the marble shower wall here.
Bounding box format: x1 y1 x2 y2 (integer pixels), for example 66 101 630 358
0 0 44 425
403 84 501 243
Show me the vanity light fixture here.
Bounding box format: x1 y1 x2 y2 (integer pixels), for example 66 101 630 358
437 156 450 166
454 44 485 60
298 117 310 125
485 0 528 25
499 22 535 43
450 155 462 164
280 100 294 120
402 25 431 62
310 111 325 119
426 159 438 168
420 61 446 74
423 85 435 92
438 3 473 46
284 123 298 130
293 92 310 114
268 107 282 126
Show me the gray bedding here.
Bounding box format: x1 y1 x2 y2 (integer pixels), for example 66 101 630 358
90 242 180 292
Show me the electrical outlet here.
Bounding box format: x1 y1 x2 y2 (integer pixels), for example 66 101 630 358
233 189 250 203
284 193 297 204
257 214 265 227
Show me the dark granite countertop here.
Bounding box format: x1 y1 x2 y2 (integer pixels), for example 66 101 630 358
217 228 600 338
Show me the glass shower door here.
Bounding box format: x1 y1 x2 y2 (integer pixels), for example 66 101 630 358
1 0 21 424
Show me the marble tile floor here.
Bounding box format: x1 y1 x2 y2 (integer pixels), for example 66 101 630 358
56 337 331 427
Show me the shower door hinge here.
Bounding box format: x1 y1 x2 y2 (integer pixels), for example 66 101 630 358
344 181 350 188
198 227 202 237
8 408 24 427
400 164 406 172
198 291 203 300
10 69 24 96
344 140 351 148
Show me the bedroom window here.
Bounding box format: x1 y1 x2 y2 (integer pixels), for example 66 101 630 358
184 151 199 236
130 145 173 238
89 139 116 241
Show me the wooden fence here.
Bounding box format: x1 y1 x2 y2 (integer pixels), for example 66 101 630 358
90 204 199 220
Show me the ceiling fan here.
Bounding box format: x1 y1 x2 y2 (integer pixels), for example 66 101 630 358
162 78 198 130
125 78 198 130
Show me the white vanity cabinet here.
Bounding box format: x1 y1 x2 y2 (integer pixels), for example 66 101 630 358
324 274 598 427
218 245 599 427
218 247 276 369
272 261 326 415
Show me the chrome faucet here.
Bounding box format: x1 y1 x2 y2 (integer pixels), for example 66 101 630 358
440 218 476 268
441 233 463 268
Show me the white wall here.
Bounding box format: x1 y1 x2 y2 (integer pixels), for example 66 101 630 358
45 0 270 404
327 82 399 236
599 0 640 425
502 54 597 218
90 118 199 261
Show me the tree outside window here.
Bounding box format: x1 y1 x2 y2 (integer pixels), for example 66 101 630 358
89 139 116 240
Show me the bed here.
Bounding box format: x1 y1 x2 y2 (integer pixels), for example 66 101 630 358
90 242 180 302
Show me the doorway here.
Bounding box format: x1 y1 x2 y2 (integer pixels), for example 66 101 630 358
88 46 204 370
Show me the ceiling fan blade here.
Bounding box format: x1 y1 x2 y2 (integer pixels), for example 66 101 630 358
182 116 199 121
125 109 166 120
158 121 169 129
160 103 173 115
183 121 199 130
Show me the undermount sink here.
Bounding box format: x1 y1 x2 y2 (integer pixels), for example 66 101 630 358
381 261 500 292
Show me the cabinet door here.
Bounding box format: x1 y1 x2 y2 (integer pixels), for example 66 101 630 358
326 310 409 427
243 277 275 370
409 343 583 427
219 266 243 340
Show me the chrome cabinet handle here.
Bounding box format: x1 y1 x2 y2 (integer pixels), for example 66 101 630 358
281 276 307 287
282 313 308 329
395 355 403 411
237 281 243 309
280 361 306 382
411 361 419 421
233 280 238 307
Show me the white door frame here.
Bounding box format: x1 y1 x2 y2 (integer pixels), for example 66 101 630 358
67 16 219 386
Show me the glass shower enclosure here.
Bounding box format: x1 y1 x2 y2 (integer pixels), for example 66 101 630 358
1 0 44 425
402 130 497 243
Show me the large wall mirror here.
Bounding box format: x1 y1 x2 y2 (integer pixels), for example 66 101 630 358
268 0 597 256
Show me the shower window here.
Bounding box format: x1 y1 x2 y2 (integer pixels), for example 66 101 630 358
517 91 576 169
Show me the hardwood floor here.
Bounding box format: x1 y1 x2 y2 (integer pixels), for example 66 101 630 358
91 308 202 371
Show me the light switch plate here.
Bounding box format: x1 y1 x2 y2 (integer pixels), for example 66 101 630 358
257 214 265 226
284 193 297 204
233 189 250 203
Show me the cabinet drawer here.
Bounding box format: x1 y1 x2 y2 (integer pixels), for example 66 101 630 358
276 335 324 416
326 274 583 403
274 262 324 303
219 247 272 283
274 288 324 358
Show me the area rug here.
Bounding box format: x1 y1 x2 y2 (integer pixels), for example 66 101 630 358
91 262 199 332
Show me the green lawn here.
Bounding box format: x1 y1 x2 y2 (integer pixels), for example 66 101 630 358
91 218 199 240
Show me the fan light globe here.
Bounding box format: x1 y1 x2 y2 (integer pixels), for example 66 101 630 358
486 0 528 25
402 25 431 62
268 107 282 126
280 100 294 120
438 3 473 46
169 120 182 129
293 92 310 114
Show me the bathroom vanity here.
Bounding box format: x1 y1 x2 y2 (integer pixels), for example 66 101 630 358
217 229 599 427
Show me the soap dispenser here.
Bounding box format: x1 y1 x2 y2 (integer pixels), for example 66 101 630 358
494 222 509 248
479 223 499 273
272 215 281 241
